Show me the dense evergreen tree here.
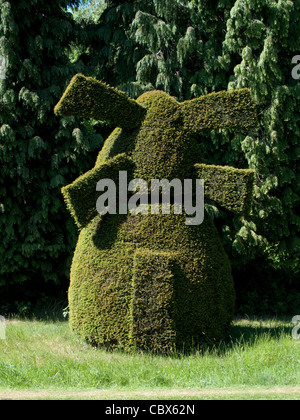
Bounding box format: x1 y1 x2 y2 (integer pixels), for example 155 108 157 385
71 1 155 93
222 0 300 271
0 0 103 309
130 0 233 99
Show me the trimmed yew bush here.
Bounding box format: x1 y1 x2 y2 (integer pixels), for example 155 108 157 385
55 74 257 351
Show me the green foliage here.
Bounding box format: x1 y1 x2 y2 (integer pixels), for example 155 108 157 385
182 89 258 132
130 249 177 352
69 210 235 351
57 73 256 350
62 153 135 228
54 74 146 129
195 164 255 215
67 0 154 91
131 0 232 99
221 0 300 268
0 0 103 298
70 0 107 23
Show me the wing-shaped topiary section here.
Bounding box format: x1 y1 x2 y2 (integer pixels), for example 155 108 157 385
62 153 135 229
55 74 258 352
195 164 255 215
54 74 146 129
182 89 258 132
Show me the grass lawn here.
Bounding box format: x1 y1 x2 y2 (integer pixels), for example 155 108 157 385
0 317 299 400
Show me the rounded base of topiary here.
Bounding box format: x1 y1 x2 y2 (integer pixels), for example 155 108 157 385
68 210 235 352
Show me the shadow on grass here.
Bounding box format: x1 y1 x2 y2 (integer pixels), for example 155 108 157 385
2 308 293 360
128 317 293 359
91 317 293 360
229 317 292 346
1 296 68 323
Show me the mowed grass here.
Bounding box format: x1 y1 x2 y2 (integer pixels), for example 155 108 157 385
0 318 299 399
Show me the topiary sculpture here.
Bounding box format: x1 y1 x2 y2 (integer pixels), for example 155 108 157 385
54 74 258 352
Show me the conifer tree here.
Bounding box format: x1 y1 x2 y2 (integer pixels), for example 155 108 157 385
131 0 233 99
0 0 103 307
72 0 155 94
221 0 300 274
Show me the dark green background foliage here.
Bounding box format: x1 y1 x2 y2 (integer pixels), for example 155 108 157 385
0 0 103 311
0 0 299 316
